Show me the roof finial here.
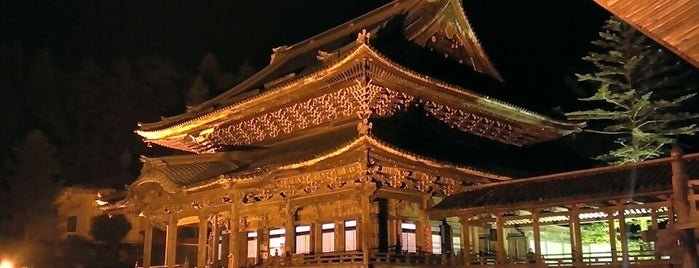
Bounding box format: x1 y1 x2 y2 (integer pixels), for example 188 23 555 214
356 29 371 44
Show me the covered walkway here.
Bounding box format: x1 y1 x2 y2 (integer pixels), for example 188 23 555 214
431 147 699 267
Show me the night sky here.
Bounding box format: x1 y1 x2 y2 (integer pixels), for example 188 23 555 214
5 0 694 186
1 0 609 81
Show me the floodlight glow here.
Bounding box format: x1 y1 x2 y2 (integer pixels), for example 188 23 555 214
1 260 13 268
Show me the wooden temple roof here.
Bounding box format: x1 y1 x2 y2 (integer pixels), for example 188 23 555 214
431 151 699 216
593 0 699 68
135 42 583 153
134 0 583 153
128 122 509 196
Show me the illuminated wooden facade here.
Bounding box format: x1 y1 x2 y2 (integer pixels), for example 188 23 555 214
100 0 589 268
593 0 699 68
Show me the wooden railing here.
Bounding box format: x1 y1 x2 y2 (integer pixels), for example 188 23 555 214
264 251 364 266
136 250 680 268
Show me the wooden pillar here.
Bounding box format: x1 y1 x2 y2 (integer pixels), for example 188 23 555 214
569 205 583 265
471 225 479 256
197 216 208 268
388 200 398 250
670 146 698 268
221 235 230 267
606 210 618 264
460 217 471 264
668 200 677 228
256 228 265 263
416 197 430 253
210 215 220 267
143 221 153 268
495 213 506 265
313 222 322 254
165 215 178 268
617 203 630 265
360 192 371 265
532 210 542 261
285 202 295 255
229 207 240 268
671 146 691 224
650 208 659 230
335 220 345 252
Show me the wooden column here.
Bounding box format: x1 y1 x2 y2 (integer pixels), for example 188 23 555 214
313 222 322 254
256 228 265 263
670 146 698 268
229 207 240 268
360 192 371 265
471 225 479 256
388 200 398 250
221 235 230 266
210 215 220 267
617 203 630 265
285 202 295 255
532 210 542 261
460 217 471 264
606 210 618 264
495 213 506 265
143 221 153 268
668 200 677 228
197 216 208 268
416 197 430 253
165 215 178 268
335 220 345 252
569 205 583 265
671 146 691 224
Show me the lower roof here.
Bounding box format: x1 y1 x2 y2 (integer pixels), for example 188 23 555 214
432 149 699 215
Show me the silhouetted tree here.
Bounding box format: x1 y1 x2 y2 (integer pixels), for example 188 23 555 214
0 129 63 242
565 17 699 165
186 52 220 106
90 213 132 267
89 214 132 245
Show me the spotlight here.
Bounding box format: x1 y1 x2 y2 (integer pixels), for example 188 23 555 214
192 201 201 209
164 207 171 214
221 196 231 203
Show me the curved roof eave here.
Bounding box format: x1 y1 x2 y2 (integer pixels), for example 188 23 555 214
180 134 509 193
138 43 582 149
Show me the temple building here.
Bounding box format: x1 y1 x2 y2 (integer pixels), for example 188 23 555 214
98 0 699 267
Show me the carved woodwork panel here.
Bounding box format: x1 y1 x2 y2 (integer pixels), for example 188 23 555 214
241 163 365 205
372 165 462 196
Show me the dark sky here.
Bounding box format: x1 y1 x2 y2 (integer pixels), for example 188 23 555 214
1 0 609 75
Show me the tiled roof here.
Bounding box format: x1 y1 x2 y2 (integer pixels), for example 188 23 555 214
593 0 699 68
432 151 699 212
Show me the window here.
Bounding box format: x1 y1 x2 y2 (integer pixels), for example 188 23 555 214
247 232 257 259
452 236 462 254
321 223 335 253
295 225 311 254
66 216 77 233
345 220 357 251
269 228 286 256
401 222 417 252
431 226 442 254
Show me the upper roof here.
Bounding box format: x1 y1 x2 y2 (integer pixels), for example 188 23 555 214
134 0 584 153
593 0 699 68
135 42 583 152
432 150 699 216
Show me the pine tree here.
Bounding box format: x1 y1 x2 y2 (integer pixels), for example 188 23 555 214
565 17 699 165
0 129 63 244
